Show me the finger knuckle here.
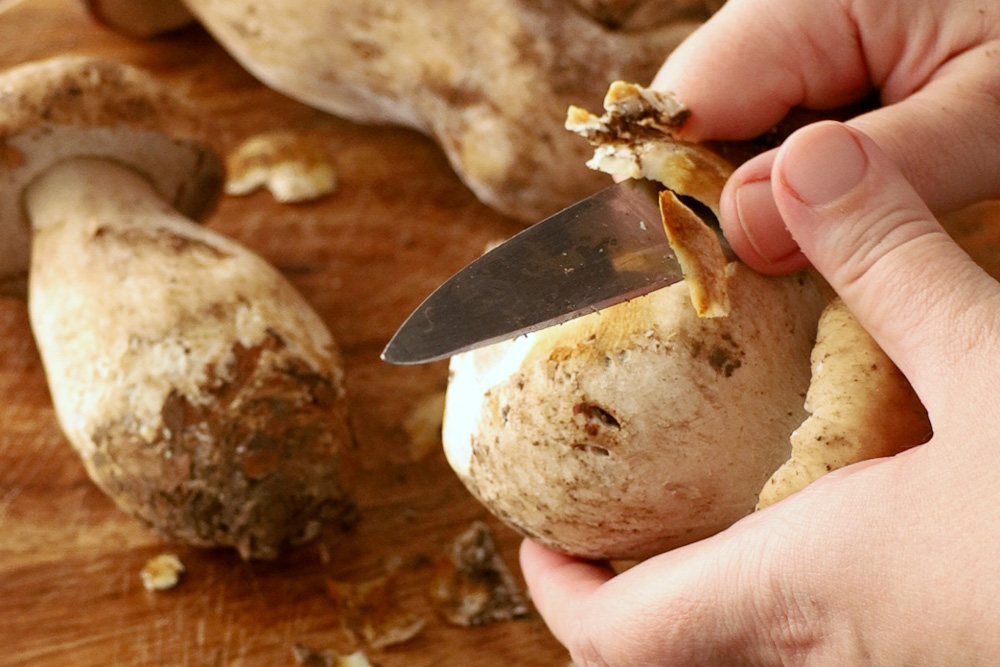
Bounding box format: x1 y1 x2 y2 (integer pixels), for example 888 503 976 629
830 207 931 297
566 620 613 667
738 520 828 664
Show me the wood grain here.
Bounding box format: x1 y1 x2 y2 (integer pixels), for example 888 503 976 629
0 1 569 664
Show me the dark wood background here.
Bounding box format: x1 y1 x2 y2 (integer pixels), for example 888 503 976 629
0 1 571 664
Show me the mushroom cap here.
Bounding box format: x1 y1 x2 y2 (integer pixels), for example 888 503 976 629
443 263 825 560
0 56 224 293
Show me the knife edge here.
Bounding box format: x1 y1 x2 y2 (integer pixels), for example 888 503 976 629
382 179 711 365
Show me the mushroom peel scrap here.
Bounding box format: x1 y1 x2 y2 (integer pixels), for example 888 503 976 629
0 57 355 559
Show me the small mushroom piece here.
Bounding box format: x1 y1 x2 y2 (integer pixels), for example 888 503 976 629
140 553 186 591
429 521 530 627
2 57 355 559
225 130 337 203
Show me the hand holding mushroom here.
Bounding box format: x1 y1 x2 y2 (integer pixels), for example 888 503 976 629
1 57 355 559
443 82 929 561
521 0 1000 664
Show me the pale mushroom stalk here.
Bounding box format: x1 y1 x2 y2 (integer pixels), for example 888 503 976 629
24 159 355 559
0 57 356 559
24 159 249 446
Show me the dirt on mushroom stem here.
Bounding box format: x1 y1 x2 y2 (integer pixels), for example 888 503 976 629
23 155 356 559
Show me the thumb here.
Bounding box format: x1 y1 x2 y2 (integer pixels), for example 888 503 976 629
770 121 1000 407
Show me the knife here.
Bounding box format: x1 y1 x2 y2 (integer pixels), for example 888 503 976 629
381 178 730 365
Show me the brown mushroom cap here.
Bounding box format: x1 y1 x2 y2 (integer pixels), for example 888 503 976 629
0 56 224 293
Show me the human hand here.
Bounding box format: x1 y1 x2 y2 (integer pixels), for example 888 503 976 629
520 119 1000 666
520 3 1000 662
653 0 1000 274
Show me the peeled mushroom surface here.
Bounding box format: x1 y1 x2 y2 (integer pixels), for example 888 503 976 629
444 264 825 560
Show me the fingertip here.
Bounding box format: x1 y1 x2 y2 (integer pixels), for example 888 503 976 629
722 154 810 274
775 121 868 208
519 539 614 646
519 539 612 591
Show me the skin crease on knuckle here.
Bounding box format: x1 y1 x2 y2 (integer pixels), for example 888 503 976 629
734 500 863 666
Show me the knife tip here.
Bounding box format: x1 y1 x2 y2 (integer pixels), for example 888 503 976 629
380 336 446 366
379 341 407 365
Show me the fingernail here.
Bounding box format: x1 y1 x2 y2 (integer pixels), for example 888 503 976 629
781 122 867 206
735 178 800 263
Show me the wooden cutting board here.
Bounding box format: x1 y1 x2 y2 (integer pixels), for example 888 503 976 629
0 1 570 664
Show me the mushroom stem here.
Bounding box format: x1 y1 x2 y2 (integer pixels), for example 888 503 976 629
26 156 193 236
24 154 244 451
22 156 355 558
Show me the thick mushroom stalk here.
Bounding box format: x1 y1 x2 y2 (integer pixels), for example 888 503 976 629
25 157 355 559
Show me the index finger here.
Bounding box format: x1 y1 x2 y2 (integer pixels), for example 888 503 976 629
652 0 871 141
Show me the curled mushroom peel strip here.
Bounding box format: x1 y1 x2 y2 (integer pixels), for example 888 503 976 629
2 57 355 559
658 189 731 317
757 298 932 509
568 81 736 317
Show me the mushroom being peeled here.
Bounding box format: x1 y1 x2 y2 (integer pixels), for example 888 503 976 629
1 57 355 559
444 263 824 560
442 82 928 561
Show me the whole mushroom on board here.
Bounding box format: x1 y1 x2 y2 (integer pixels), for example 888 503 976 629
83 0 718 221
442 83 931 561
0 56 355 559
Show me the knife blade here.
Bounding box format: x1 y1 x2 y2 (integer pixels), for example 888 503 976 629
381 179 728 365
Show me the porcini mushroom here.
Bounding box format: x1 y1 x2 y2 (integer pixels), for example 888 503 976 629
443 263 825 560
1 56 355 559
442 83 930 561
